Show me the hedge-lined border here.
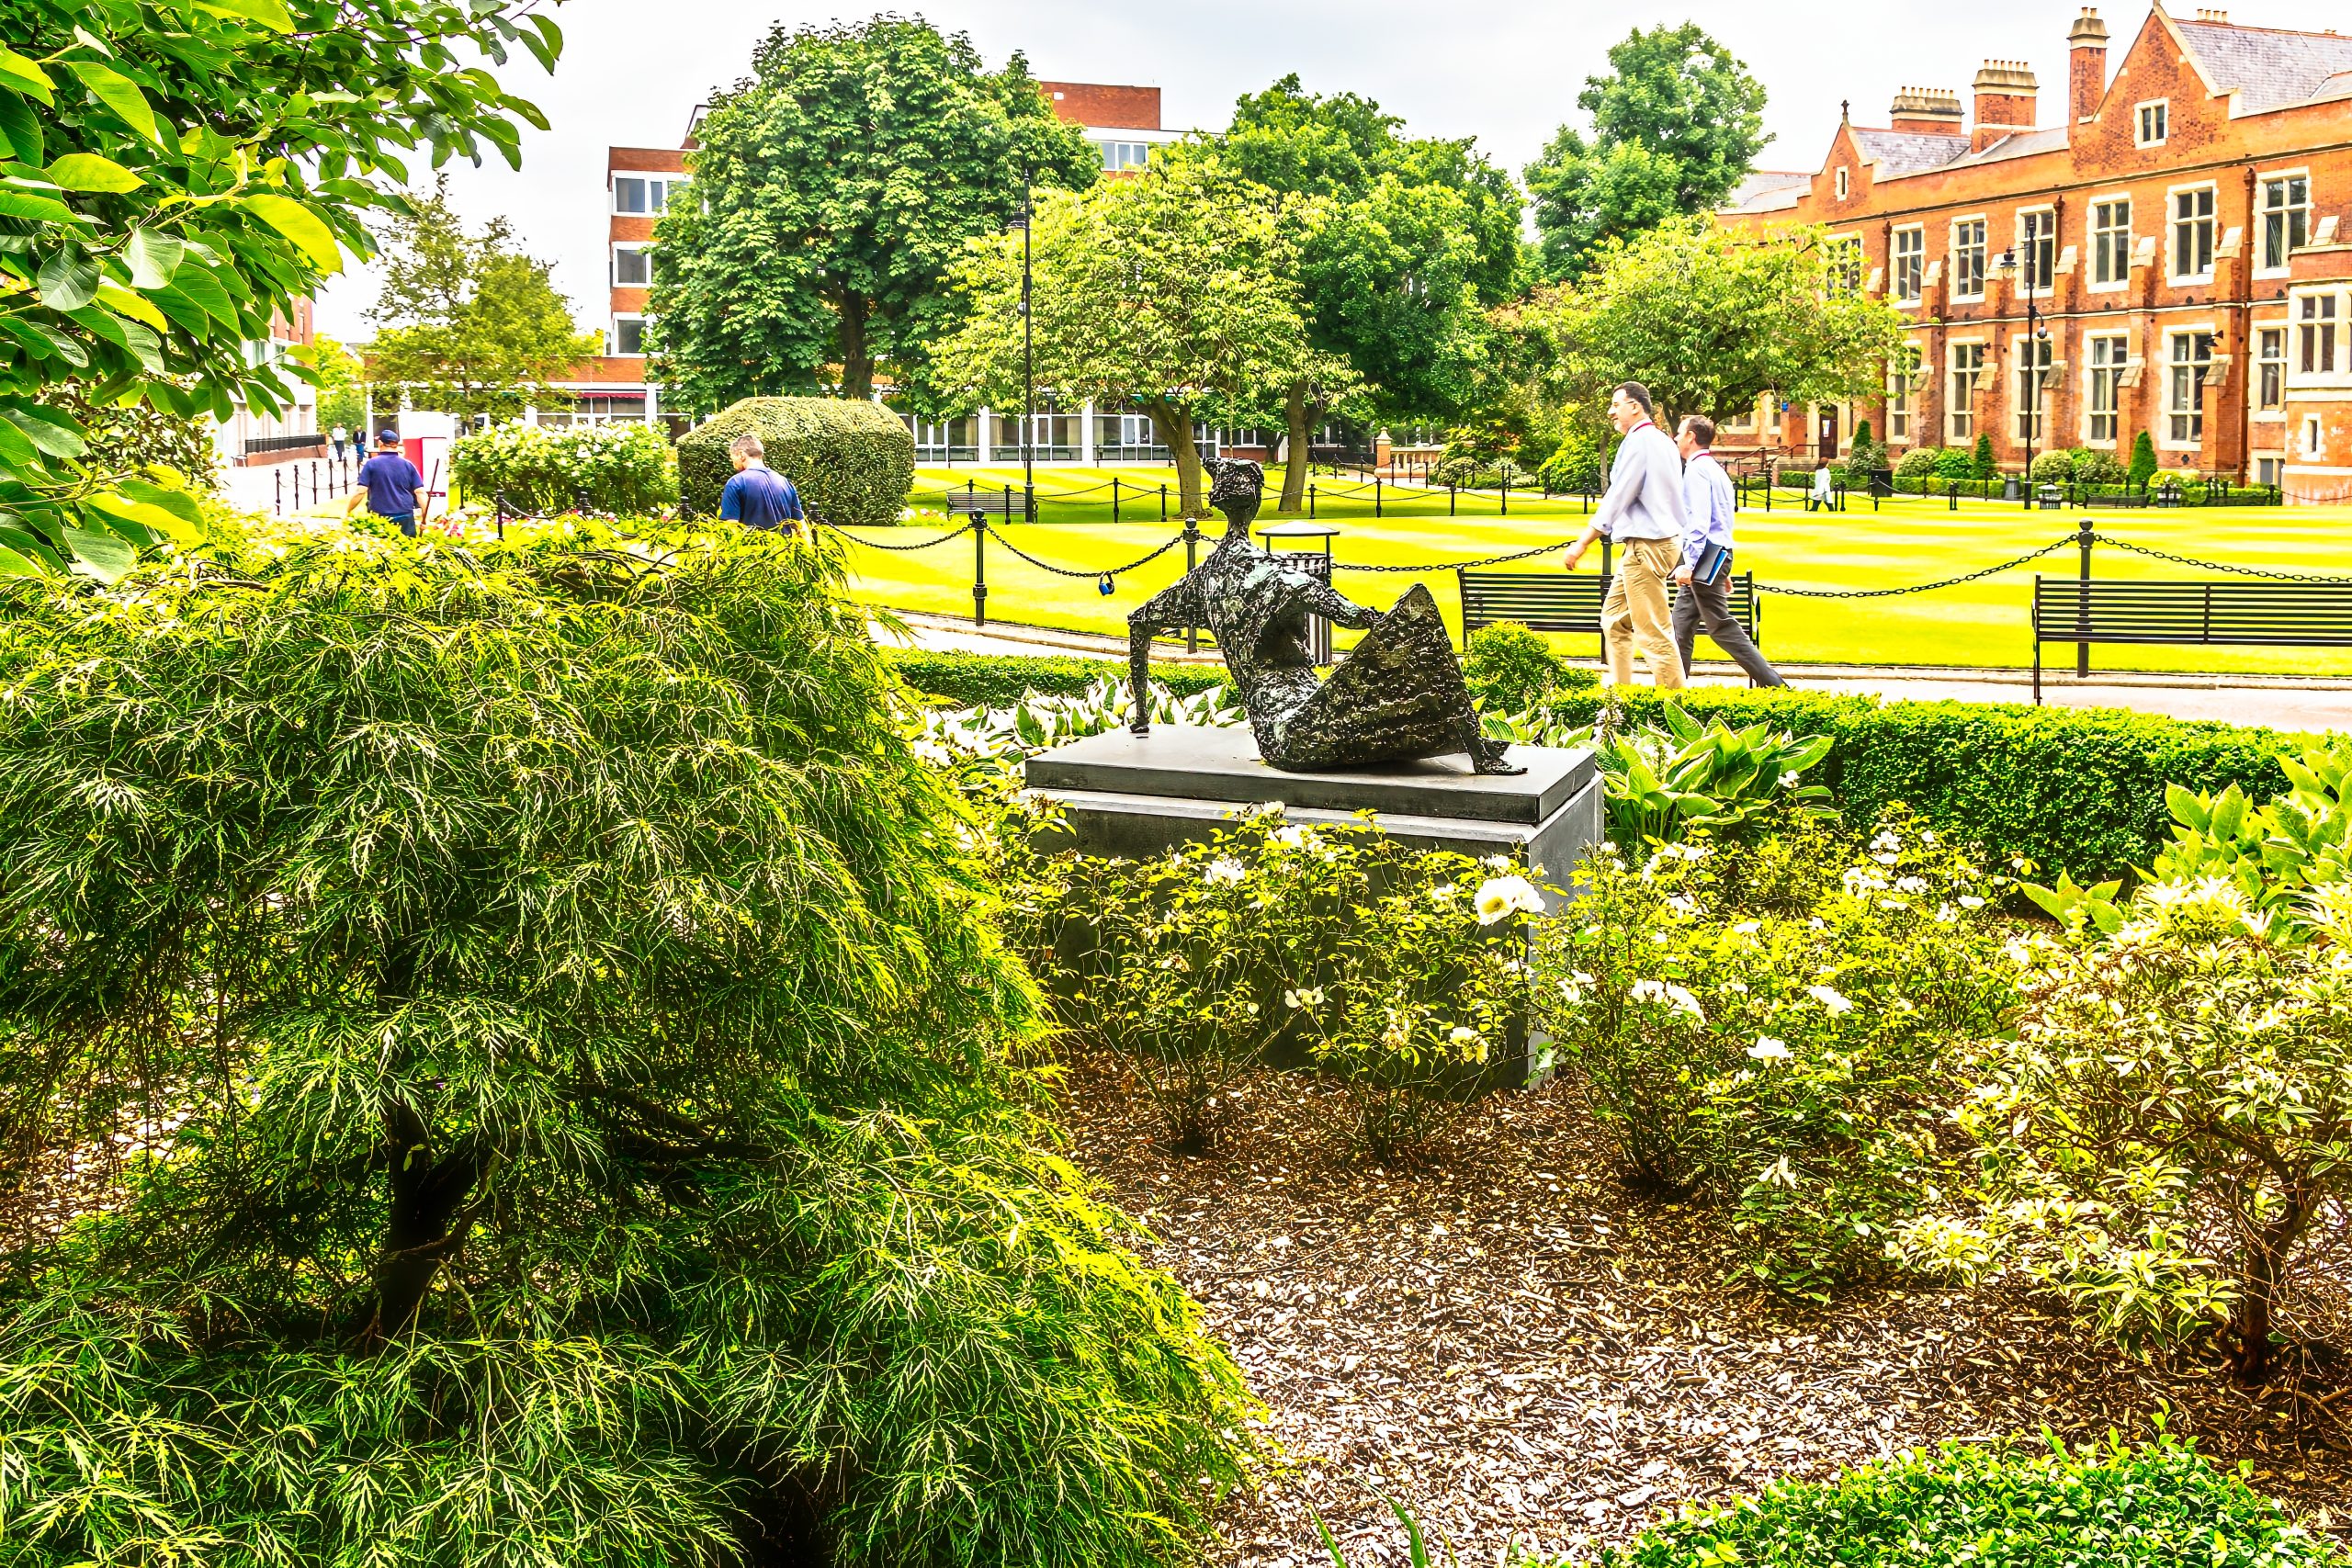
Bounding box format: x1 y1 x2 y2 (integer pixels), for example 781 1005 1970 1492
884 650 2310 877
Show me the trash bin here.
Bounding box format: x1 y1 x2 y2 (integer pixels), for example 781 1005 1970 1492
2002 476 2021 502
1868 467 1894 500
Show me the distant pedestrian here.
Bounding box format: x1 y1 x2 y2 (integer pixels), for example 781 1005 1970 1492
330 423 349 464
1563 381 1686 690
1806 465 1836 512
718 433 806 536
347 427 424 537
1673 415 1785 688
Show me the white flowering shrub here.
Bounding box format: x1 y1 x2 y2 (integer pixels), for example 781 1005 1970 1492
448 420 679 515
1540 811 2021 1299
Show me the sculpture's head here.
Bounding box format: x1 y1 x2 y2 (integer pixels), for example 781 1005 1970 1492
1205 457 1263 536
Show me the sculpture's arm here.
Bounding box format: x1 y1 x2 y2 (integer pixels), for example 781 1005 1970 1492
1125 580 1199 734
1295 572 1381 632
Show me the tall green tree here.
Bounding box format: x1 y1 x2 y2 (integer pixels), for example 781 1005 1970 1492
1214 77 1523 513
365 176 597 424
650 18 1097 411
0 0 561 579
1502 217 1905 435
932 158 1332 519
1524 23 1770 281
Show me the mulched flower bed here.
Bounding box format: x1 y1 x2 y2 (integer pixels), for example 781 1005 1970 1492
1054 1049 2352 1567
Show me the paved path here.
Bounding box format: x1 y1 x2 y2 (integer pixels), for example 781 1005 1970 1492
874 610 2352 733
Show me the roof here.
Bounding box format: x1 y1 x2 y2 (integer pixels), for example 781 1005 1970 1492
1727 169 1809 204
1724 181 1807 215
1849 129 1969 176
2173 17 2352 113
1945 125 2070 169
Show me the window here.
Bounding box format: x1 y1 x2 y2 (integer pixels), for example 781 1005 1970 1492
1948 343 1984 440
1834 165 1850 198
613 245 649 287
2259 327 2287 410
2171 186 2215 280
1951 219 1986 301
613 316 647 356
2167 331 2214 444
1888 345 1921 439
2261 175 2309 271
2305 414 2324 457
2014 335 2053 442
2086 334 2128 445
2018 209 2057 294
1825 235 1863 296
2091 198 2132 287
2300 292 2339 374
613 176 682 215
1892 227 1924 302
2258 457 2283 486
1099 141 1150 171
2137 101 2168 146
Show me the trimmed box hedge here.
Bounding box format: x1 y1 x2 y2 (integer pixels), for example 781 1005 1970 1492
676 396 913 528
882 649 1228 708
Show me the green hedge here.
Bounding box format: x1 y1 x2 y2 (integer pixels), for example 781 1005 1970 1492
882 649 1228 707
677 396 913 527
1559 1437 2338 1568
449 421 676 514
1547 687 2297 878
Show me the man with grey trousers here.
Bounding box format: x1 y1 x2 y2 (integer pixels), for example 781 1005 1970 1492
1563 381 1687 689
1672 415 1785 687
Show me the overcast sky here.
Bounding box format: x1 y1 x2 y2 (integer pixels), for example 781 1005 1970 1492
314 0 2199 342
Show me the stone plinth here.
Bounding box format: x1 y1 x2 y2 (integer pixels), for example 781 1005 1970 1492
1023 726 1601 894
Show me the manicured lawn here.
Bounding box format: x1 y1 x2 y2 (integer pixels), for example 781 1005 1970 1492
837 463 2352 675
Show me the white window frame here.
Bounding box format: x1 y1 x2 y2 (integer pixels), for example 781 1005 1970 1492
2168 183 2217 284
1947 340 1986 442
2012 332 2053 442
1834 165 1850 198
611 313 648 357
2305 414 2324 458
612 175 684 216
2135 99 2169 147
2085 332 2129 446
2258 169 2311 276
1891 225 1925 305
2301 290 2342 377
611 242 650 288
2165 327 2216 448
2014 208 2058 298
1825 231 1863 296
2088 194 2132 291
1887 344 1922 439
2257 325 2287 412
1950 216 1988 302
1098 140 1151 172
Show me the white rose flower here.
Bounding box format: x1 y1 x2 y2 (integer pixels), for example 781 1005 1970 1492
1747 1036 1791 1061
1482 853 1512 872
1203 857 1248 886
1805 984 1854 1015
1475 874 1544 925
1283 987 1324 1010
1449 1024 1482 1047
1959 895 1985 909
1894 875 1929 895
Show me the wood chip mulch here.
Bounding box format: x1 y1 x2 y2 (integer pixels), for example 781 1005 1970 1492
1054 1052 2352 1568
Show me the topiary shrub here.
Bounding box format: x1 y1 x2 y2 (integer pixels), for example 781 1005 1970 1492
677 396 914 526
1548 1436 2339 1568
2129 428 2160 486
1895 447 1939 478
449 420 678 514
1932 446 1976 480
0 520 1254 1568
2073 446 2127 486
2029 447 2076 483
1970 431 1996 479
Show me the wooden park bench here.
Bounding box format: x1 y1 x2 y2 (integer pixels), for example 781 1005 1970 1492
953 486 1034 525
1457 567 1766 680
2031 576 2352 701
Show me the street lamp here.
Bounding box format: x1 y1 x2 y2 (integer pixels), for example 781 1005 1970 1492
1018 164 1035 523
1996 245 2052 508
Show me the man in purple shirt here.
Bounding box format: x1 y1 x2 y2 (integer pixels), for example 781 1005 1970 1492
1672 415 1784 687
718 434 805 536
348 428 424 537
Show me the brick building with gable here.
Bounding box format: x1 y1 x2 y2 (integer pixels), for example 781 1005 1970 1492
1717 4 2352 502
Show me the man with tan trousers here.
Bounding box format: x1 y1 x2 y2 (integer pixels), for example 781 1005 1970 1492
1563 381 1687 689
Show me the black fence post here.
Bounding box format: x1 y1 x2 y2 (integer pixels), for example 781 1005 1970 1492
1308 483 1317 520
1159 483 1168 523
1500 477 1509 516
275 468 282 514
972 518 989 627
1182 514 1202 653
1374 478 1382 518
1449 483 1456 517
966 478 976 513
2075 517 2094 678
1112 477 1121 522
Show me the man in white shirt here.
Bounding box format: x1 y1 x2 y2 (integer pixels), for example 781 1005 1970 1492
1672 415 1785 687
1564 381 1687 690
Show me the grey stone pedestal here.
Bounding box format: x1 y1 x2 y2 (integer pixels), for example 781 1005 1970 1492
1023 726 1601 891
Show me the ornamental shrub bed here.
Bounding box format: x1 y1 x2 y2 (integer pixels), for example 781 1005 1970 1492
448 420 677 514
1554 1436 2343 1568
676 396 914 527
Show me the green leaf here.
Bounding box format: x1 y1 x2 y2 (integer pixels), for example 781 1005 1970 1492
2165 784 2209 832
160 264 236 330
36 249 101 311
0 92 43 162
119 478 203 525
189 0 296 31
242 193 344 273
65 60 161 144
0 49 54 107
0 540 50 576
0 401 86 458
46 153 142 193
126 229 185 289
0 187 79 224
90 491 200 545
0 524 65 573
60 525 138 581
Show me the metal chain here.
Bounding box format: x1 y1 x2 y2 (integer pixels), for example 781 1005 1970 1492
1335 535 1591 573
2091 534 2352 584
1759 536 2080 599
988 527 1188 580
822 520 977 552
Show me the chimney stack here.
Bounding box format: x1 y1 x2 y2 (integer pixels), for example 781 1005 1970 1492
2068 8 2109 122
1890 86 1964 136
1972 60 2039 152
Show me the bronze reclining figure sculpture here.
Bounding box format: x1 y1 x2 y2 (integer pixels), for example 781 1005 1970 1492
1126 457 1521 775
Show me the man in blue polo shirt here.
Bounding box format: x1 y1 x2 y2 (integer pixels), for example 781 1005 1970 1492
349 428 425 536
718 434 805 536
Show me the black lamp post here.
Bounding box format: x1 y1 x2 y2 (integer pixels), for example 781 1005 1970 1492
1019 165 1035 523
1996 244 2052 508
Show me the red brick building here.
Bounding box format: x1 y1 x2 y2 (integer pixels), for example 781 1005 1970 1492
1717 4 2352 500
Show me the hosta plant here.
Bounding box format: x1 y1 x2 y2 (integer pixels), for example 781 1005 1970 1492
1485 702 1833 847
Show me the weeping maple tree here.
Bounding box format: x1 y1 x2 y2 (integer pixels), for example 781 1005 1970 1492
0 523 1253 1566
